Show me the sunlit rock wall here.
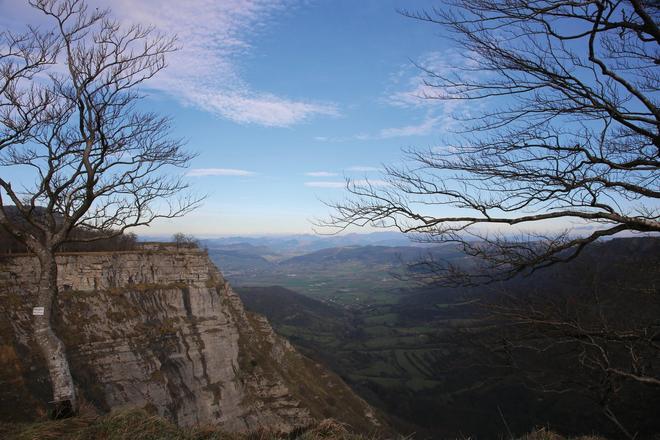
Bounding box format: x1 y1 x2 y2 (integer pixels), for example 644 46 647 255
0 246 382 433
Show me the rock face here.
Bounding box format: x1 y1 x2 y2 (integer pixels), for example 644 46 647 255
0 245 382 433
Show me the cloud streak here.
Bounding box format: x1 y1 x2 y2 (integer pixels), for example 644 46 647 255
304 179 390 189
346 166 380 172
351 115 440 141
105 0 337 127
358 49 480 139
189 91 338 127
377 116 439 139
305 171 338 177
304 181 346 188
187 168 256 177
386 50 478 109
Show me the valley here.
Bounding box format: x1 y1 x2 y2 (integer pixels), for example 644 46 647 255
206 235 660 439
205 236 464 306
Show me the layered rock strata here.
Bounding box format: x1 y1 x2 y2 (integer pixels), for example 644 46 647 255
0 245 382 433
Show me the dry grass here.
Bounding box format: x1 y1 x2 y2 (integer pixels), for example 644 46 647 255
0 409 390 440
519 427 606 440
0 409 609 440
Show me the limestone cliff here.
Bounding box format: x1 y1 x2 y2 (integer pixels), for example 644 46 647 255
0 245 383 433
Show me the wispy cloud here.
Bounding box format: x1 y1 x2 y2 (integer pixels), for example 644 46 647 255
353 179 390 187
304 179 390 189
1 1 334 126
316 116 440 142
313 135 354 142
305 171 338 177
386 50 478 108
304 181 346 188
431 145 460 154
187 168 256 177
188 91 338 127
358 49 480 140
105 0 337 127
346 166 380 172
376 116 440 139
350 114 441 141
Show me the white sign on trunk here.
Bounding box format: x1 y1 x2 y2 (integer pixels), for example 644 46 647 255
32 306 45 316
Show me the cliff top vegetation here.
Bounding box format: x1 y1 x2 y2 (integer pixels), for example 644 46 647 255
0 408 608 440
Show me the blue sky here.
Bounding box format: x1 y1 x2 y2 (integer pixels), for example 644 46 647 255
1 0 473 236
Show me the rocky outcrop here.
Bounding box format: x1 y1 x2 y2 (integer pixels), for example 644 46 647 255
0 246 383 433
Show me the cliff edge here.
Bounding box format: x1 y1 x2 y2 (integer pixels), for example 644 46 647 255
0 245 383 434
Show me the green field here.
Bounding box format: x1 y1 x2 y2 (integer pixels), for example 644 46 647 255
221 260 409 306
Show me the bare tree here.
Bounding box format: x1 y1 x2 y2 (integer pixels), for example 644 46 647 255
449 240 660 438
0 0 200 416
324 0 659 284
172 232 199 248
321 3 659 435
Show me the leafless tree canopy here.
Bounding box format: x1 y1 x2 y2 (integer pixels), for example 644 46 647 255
0 0 200 415
323 0 659 284
450 240 660 438
172 232 199 248
0 0 199 251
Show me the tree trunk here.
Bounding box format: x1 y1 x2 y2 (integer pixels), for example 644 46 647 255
33 250 77 418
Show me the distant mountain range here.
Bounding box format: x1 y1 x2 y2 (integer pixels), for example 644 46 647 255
201 231 423 257
203 239 465 289
280 244 460 266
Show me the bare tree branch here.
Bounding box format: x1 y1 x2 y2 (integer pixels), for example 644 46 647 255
322 0 659 285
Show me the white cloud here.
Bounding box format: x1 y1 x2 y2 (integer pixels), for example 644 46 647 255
353 179 390 187
431 145 460 154
377 116 439 139
305 171 338 177
352 115 441 141
312 135 354 142
346 166 380 172
187 90 338 127
187 168 256 177
304 181 346 188
363 49 481 140
304 179 390 189
386 50 478 109
95 0 337 127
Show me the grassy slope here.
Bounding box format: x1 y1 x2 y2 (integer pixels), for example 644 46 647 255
0 409 604 440
0 409 385 440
